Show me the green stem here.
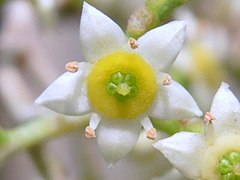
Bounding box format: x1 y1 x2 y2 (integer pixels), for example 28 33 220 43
151 118 204 135
0 114 90 165
0 113 202 167
29 144 51 180
146 0 189 20
127 0 190 39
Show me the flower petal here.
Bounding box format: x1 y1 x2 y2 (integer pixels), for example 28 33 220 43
136 21 186 72
149 77 202 120
153 132 207 179
35 62 92 115
80 2 127 63
153 169 189 180
210 82 240 135
96 117 142 166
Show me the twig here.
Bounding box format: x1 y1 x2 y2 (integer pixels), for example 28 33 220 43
0 114 91 166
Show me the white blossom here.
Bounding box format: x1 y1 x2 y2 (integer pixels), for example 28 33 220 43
154 82 240 179
35 2 202 165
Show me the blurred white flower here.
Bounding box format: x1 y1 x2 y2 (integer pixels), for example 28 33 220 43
0 0 38 51
230 0 240 17
152 168 189 180
35 2 202 165
154 82 240 179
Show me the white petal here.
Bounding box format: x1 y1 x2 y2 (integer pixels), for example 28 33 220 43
35 62 92 115
96 117 141 166
136 21 186 72
149 78 202 120
89 113 101 130
153 169 189 180
153 132 207 179
80 2 127 63
210 82 240 135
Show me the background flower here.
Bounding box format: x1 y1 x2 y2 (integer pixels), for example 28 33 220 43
154 82 240 179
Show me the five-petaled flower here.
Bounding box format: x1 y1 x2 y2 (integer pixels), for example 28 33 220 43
154 82 240 179
35 2 202 165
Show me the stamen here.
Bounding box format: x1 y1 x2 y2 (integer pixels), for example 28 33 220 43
204 121 215 145
65 61 79 73
85 126 96 139
162 75 172 85
204 112 215 124
129 38 139 49
147 128 157 140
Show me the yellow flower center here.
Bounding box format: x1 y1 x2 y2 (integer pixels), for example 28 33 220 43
87 51 158 119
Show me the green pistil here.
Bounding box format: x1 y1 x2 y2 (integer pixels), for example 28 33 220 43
218 152 240 180
117 83 131 96
106 72 138 101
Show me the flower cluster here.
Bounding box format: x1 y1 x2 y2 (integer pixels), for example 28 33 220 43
35 2 202 165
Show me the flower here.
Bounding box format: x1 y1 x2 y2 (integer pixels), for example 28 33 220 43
152 168 188 180
35 2 202 165
154 82 240 179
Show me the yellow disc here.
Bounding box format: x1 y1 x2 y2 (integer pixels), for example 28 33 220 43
87 51 158 119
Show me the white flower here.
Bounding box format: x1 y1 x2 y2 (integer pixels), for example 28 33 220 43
152 168 189 180
35 2 202 165
154 82 240 179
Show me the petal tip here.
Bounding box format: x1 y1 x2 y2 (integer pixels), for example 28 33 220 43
34 89 54 107
97 119 141 166
34 95 53 110
34 98 40 105
196 109 203 117
152 142 158 149
152 141 162 151
81 1 96 18
80 1 126 63
220 81 230 89
180 20 187 27
169 20 187 31
34 95 43 106
82 1 91 9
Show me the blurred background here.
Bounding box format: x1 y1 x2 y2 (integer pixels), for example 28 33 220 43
0 0 239 179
